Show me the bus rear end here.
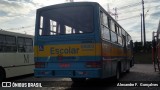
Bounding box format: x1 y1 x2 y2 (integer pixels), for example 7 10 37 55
34 2 102 80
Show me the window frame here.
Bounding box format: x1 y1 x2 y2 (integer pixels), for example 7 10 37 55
25 37 33 52
100 10 111 41
18 37 33 53
0 35 17 52
118 35 123 46
17 37 25 52
110 31 118 44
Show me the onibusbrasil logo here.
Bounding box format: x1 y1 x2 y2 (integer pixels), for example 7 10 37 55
1 82 42 87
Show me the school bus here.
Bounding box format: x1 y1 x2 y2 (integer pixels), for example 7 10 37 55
34 2 134 82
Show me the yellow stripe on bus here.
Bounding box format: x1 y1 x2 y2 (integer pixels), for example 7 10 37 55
34 43 131 57
34 43 101 57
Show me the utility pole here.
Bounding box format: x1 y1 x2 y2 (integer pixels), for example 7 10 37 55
141 13 143 44
142 0 146 46
107 4 111 15
107 4 118 20
113 7 118 20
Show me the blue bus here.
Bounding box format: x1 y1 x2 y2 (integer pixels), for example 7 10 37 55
34 2 134 82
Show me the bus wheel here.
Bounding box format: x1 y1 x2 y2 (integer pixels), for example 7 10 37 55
71 78 86 83
0 67 5 82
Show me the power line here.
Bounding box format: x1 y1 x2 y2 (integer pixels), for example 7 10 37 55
118 5 160 15
146 0 160 3
118 2 141 10
108 0 159 22
117 0 160 11
118 15 140 21
118 12 156 21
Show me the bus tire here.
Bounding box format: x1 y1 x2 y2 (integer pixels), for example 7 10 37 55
71 78 86 83
0 67 6 82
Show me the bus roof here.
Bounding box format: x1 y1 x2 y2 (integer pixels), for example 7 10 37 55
0 30 33 38
37 2 99 12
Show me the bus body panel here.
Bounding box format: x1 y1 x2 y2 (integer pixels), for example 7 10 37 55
34 37 103 78
101 40 130 78
1 52 34 78
0 30 34 79
5 65 34 78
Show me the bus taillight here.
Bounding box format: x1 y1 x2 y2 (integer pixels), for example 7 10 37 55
86 61 102 68
35 62 45 68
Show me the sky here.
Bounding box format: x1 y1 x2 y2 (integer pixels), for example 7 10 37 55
0 0 160 42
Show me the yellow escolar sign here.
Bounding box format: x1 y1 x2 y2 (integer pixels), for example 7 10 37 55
34 43 102 57
50 47 79 55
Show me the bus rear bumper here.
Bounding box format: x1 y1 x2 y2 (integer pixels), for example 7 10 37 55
34 69 101 78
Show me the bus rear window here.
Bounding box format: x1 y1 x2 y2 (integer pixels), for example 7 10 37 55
39 6 93 35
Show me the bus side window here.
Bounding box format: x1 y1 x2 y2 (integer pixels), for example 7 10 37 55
0 35 5 52
118 36 122 45
100 11 103 24
25 38 33 52
100 11 108 27
122 29 125 36
100 11 110 41
111 20 115 32
127 35 131 49
101 25 110 41
18 37 25 52
111 31 117 43
119 28 122 36
122 35 126 47
6 35 17 52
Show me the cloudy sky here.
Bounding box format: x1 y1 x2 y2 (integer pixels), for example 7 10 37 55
0 0 160 42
